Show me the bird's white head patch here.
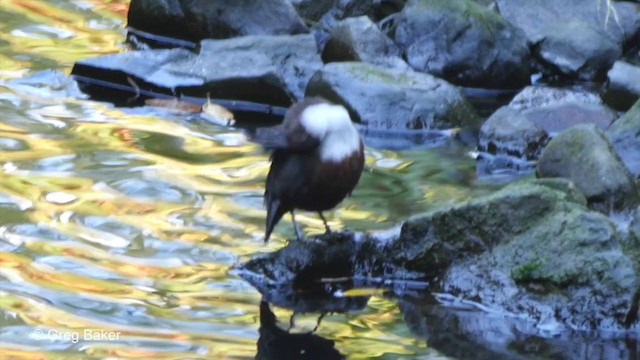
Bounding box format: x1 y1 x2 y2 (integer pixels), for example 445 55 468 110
300 103 361 162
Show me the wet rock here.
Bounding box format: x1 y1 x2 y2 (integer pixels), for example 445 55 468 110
393 0 530 88
322 16 409 70
127 0 307 43
389 179 638 330
496 0 640 81
508 86 617 135
603 61 640 111
236 231 361 288
238 179 640 332
478 106 549 160
306 62 481 129
608 99 640 178
72 34 322 106
537 124 639 211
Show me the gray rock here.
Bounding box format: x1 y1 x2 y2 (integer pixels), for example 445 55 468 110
322 16 409 70
290 0 336 22
608 99 640 177
393 0 530 88
508 86 617 135
389 179 637 330
72 34 322 106
537 124 639 211
199 35 322 101
479 106 549 160
305 62 481 129
291 0 404 22
496 0 640 81
127 0 192 42
128 0 307 43
603 61 640 111
536 21 621 81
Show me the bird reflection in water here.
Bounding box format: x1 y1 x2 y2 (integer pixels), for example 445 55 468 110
256 301 344 360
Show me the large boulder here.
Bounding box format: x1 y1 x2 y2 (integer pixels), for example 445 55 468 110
71 34 323 106
393 0 530 88
603 61 640 111
306 62 481 130
127 0 307 44
537 124 639 211
322 16 409 70
387 179 638 331
608 99 640 178
496 0 640 81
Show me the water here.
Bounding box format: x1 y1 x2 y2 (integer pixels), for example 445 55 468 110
0 1 497 358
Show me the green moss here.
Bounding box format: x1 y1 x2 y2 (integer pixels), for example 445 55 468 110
411 0 504 28
346 62 413 85
512 259 545 282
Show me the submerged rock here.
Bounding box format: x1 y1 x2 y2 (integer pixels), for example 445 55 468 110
72 34 322 106
496 0 640 81
537 124 639 211
393 0 530 88
608 99 640 178
306 62 481 129
127 0 307 43
322 16 409 70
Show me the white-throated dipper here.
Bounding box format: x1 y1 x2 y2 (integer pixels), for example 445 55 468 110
252 97 365 242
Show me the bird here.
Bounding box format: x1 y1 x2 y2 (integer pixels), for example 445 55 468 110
251 97 365 242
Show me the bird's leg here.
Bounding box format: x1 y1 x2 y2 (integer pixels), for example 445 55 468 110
312 312 327 332
288 311 297 330
318 211 332 234
291 210 304 241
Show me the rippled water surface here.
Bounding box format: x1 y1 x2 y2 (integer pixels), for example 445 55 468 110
0 1 498 358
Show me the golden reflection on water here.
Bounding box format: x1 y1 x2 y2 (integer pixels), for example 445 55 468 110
0 1 490 358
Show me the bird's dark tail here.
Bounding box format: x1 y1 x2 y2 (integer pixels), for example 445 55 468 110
265 198 286 243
